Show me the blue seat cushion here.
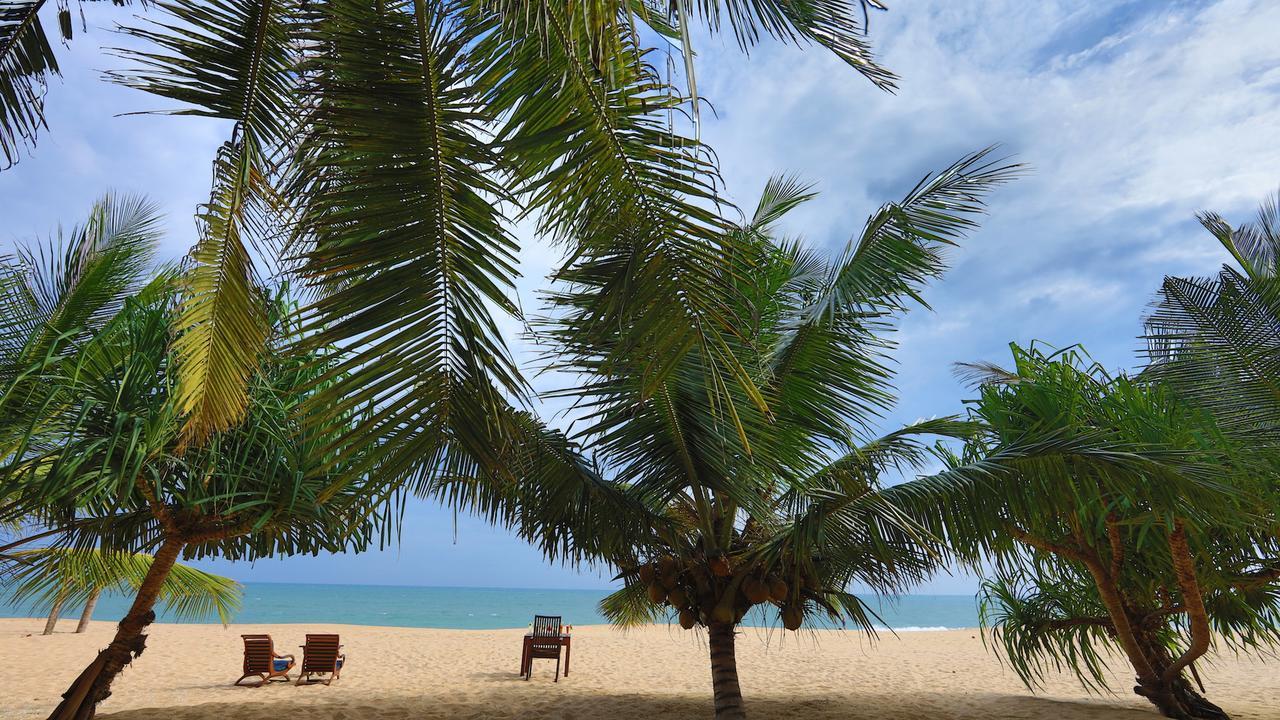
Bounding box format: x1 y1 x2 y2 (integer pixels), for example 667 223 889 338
336 658 344 670
273 659 291 672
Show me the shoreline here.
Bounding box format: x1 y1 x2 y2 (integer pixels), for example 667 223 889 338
4 618 1278 719
0 615 978 632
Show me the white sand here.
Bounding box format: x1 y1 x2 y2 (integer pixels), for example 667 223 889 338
2 618 1277 719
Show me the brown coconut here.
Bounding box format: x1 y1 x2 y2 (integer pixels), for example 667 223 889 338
658 555 678 577
743 577 770 604
709 554 731 577
646 582 667 604
638 564 656 585
768 577 789 603
781 605 803 631
667 587 689 608
678 609 697 630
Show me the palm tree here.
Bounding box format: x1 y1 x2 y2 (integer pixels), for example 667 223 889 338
88 0 903 466
1144 190 1280 435
891 344 1280 720
3 547 241 634
469 151 1016 719
0 197 391 719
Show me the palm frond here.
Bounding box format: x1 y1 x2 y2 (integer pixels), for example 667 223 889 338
765 148 1021 444
481 3 776 445
110 0 298 442
978 565 1116 692
4 547 242 623
600 580 663 627
287 0 524 485
688 0 896 89
0 0 57 168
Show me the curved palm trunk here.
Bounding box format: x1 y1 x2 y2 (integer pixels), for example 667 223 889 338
75 588 101 634
1131 627 1227 720
48 535 184 720
708 622 746 719
1080 538 1227 720
43 593 64 635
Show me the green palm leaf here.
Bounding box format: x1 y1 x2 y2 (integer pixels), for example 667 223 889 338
479 6 772 445
110 0 298 443
0 0 57 168
5 547 242 623
287 0 523 483
1144 191 1280 435
764 148 1020 445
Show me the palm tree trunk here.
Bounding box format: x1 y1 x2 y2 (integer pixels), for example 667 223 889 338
708 622 746 719
1131 625 1228 720
1128 524 1228 720
48 535 185 720
75 588 101 634
1080 535 1227 720
43 593 64 635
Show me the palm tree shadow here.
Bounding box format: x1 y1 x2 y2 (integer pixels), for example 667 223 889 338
98 690 1160 719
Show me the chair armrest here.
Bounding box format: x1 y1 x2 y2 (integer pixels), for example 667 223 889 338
275 652 295 661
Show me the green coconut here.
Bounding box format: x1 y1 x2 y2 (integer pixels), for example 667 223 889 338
647 582 667 604
678 609 697 630
768 577 789 603
743 577 770 604
711 604 736 624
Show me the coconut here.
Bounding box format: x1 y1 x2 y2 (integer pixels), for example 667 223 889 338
711 603 736 624
709 554 731 577
678 609 697 630
743 577 770 604
647 582 667 604
768 577 789 603
667 587 689 608
638 564 656 585
658 555 679 577
781 605 803 631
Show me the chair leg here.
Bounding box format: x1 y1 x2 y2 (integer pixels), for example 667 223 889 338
554 654 560 682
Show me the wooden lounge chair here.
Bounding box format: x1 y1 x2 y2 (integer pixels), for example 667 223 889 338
235 634 295 686
297 633 345 685
525 615 564 682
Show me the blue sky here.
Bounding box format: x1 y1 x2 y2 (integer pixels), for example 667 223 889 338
3 0 1278 593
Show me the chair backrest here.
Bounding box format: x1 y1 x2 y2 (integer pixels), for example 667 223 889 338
532 615 562 637
242 634 274 673
531 615 562 652
301 634 341 673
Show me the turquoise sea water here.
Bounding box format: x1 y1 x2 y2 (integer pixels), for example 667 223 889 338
1 583 979 630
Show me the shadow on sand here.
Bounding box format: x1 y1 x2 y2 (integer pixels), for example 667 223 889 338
99 690 1157 719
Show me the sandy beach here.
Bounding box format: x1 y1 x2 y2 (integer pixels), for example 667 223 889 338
3 618 1277 719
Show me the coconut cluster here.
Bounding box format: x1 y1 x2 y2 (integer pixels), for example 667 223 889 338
634 555 812 631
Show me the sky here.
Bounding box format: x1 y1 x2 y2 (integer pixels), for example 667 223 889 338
2 0 1278 594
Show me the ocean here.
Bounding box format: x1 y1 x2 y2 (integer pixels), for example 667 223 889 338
1 583 980 631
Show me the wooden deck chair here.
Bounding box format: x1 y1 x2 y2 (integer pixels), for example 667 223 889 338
235 634 295 686
297 633 345 685
526 615 563 682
